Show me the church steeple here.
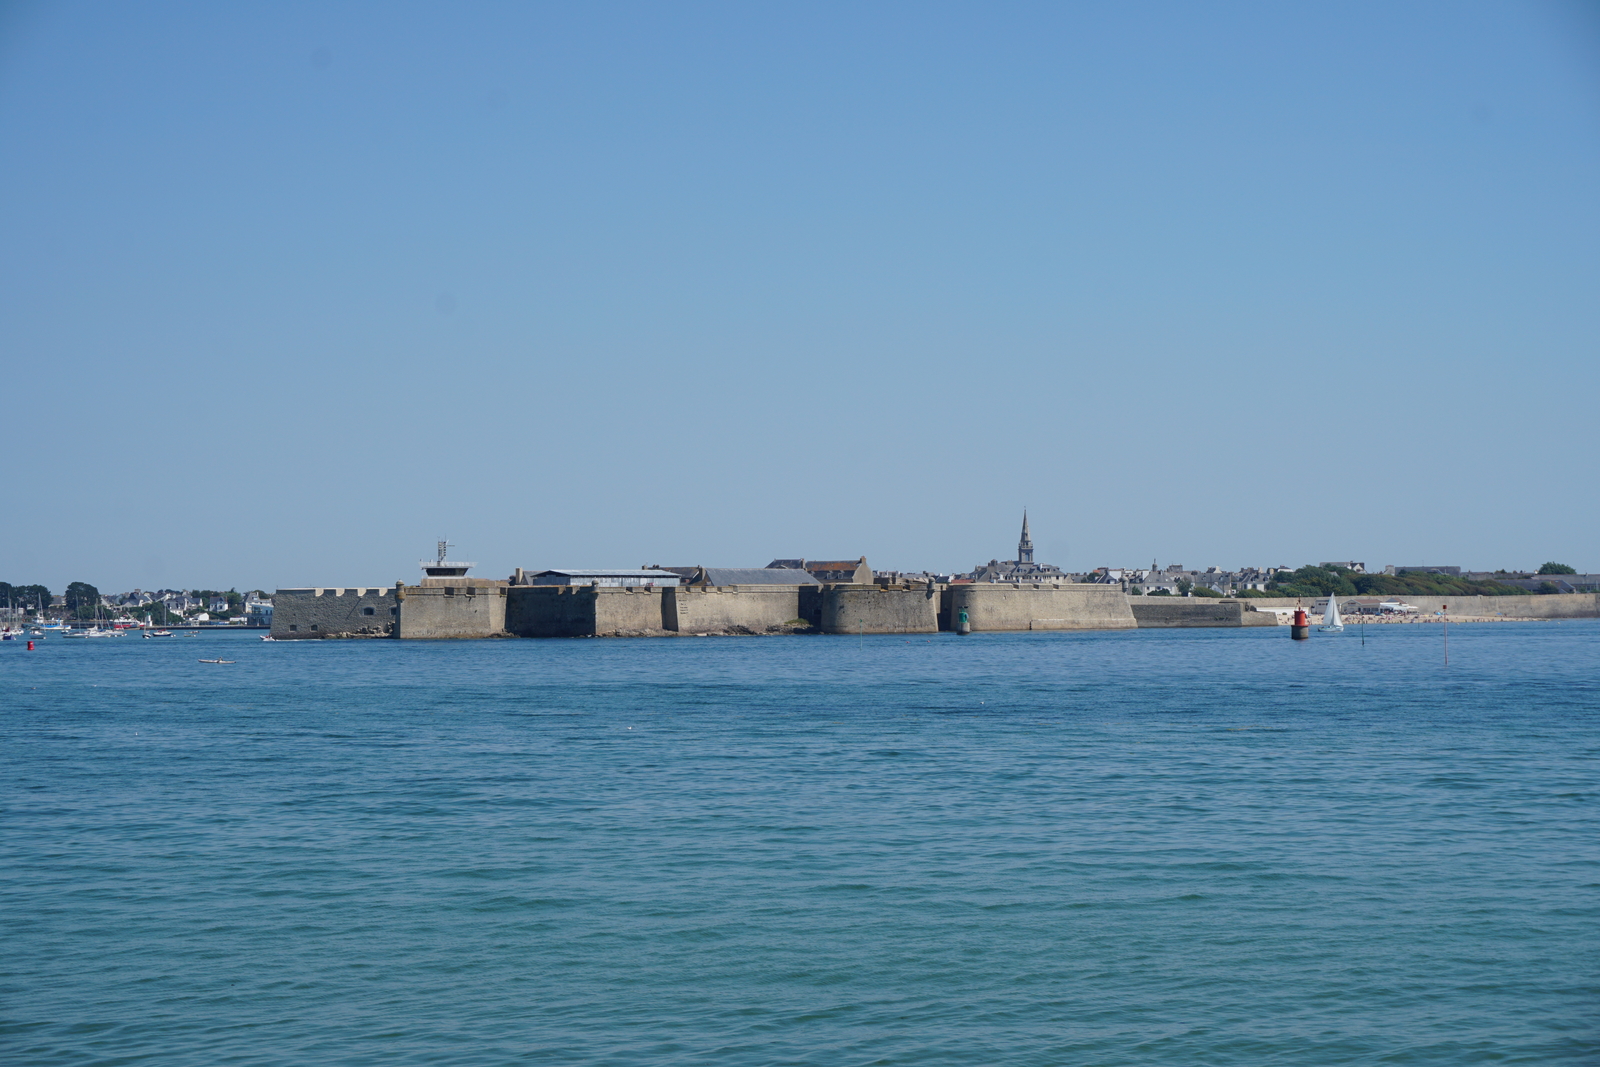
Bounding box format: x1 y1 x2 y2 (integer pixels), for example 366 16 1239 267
1018 510 1034 565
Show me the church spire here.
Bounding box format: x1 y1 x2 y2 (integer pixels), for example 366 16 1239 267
1018 510 1034 564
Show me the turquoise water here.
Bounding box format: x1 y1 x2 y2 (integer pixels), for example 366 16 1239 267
3 622 1597 1065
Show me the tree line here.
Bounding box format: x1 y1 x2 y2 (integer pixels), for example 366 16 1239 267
1237 565 1564 600
1 582 254 621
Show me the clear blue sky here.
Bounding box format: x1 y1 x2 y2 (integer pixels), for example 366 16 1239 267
3 1 1597 592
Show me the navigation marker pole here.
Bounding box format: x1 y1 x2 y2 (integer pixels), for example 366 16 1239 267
1442 604 1448 666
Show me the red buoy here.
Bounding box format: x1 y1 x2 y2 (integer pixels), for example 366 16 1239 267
1290 607 1310 640
27 640 35 650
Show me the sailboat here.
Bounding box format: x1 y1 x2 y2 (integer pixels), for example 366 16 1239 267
1319 595 1344 632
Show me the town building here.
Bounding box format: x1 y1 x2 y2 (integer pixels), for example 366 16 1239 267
768 558 874 584
659 567 821 587
967 513 1068 583
1123 564 1285 596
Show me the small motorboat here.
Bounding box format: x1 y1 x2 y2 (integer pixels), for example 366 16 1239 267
198 658 236 664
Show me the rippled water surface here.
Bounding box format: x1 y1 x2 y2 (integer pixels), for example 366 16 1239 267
3 622 1598 1065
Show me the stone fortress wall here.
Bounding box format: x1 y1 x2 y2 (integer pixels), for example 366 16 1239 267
395 582 508 639
948 583 1136 631
1130 599 1280 628
505 586 667 637
820 584 942 634
665 585 806 633
271 588 398 638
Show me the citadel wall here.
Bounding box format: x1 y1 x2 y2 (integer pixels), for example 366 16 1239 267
948 584 1136 632
395 583 507 639
664 585 804 633
271 588 398 638
1130 599 1279 628
820 584 940 634
505 586 668 637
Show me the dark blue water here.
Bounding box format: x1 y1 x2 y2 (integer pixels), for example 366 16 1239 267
3 622 1597 1065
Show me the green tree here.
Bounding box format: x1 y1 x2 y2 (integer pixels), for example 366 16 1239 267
1190 586 1224 597
1 582 52 611
1268 565 1359 599
1352 571 1526 597
1176 578 1193 595
1538 562 1577 575
64 581 102 620
140 601 179 625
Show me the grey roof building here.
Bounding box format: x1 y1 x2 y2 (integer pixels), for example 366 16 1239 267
768 558 873 584
969 512 1068 583
660 566 821 586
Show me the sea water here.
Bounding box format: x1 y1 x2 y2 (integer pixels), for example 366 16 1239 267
2 622 1597 1065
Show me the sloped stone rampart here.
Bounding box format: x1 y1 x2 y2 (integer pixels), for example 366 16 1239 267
271 588 397 638
395 584 507 639
665 586 804 633
820 585 940 634
505 586 667 637
948 584 1136 632
1131 599 1279 627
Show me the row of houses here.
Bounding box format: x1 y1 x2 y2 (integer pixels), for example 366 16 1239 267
101 589 274 619
1083 565 1290 596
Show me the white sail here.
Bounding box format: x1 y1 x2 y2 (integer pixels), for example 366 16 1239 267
1322 595 1343 630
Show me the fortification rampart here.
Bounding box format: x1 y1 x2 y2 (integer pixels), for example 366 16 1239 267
271 588 397 638
820 584 940 634
665 585 804 633
396 583 507 639
1131 599 1279 628
1245 593 1600 618
505 586 667 637
947 584 1136 632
